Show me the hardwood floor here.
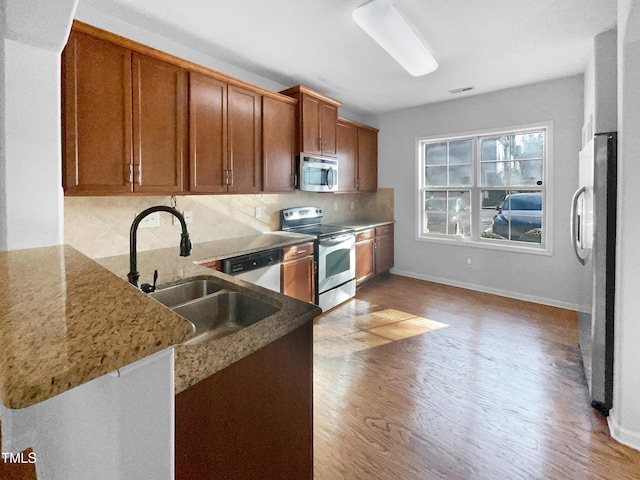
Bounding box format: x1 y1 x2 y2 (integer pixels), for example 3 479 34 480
313 274 640 480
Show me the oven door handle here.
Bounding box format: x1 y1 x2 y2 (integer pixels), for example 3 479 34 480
319 234 354 246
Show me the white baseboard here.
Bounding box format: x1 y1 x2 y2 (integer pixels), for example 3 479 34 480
609 413 640 452
390 268 585 311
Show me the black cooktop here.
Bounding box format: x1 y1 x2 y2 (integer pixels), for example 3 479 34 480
280 206 354 238
287 224 354 238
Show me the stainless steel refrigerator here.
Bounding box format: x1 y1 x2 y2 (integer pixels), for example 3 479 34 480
571 132 617 415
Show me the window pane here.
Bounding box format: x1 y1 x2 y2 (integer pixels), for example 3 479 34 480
425 143 446 165
449 140 472 164
481 136 509 161
424 191 470 236
426 166 447 186
510 160 542 186
481 162 508 186
449 165 472 186
513 132 544 159
485 190 542 243
424 191 447 235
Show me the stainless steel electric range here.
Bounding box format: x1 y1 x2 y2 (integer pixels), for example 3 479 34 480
280 207 355 311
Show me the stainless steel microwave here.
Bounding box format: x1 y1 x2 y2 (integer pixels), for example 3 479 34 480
298 155 338 192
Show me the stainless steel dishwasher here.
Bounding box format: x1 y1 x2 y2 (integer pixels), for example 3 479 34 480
221 248 282 293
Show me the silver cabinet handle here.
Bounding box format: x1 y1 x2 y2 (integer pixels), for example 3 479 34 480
570 185 587 265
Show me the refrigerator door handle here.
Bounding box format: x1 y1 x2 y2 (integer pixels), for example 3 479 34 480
570 185 588 265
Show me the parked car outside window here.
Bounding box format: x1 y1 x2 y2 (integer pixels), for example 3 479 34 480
491 192 542 241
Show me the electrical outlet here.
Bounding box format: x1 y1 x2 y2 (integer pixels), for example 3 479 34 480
255 207 261 218
138 211 160 228
350 201 355 210
333 202 338 211
173 211 194 225
466 258 472 265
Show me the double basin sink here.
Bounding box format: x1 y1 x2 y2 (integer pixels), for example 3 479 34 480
149 276 279 344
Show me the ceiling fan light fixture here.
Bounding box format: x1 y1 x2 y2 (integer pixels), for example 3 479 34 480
352 0 438 77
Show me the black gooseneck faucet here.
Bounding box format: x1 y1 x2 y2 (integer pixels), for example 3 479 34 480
128 206 192 291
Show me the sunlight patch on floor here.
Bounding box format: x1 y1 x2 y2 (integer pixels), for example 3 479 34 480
314 308 448 358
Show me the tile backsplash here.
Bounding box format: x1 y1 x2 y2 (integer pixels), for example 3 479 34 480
64 189 394 259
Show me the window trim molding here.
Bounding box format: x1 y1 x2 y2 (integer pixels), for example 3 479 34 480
414 121 554 256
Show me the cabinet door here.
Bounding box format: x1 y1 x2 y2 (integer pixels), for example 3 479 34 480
357 127 378 192
375 232 394 275
337 120 358 192
188 73 228 193
300 94 321 155
176 322 313 480
320 102 338 157
132 53 187 194
228 86 262 193
282 255 315 303
263 96 296 192
62 31 133 194
355 237 375 286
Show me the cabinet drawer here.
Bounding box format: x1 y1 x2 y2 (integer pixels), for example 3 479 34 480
375 224 393 236
282 242 314 261
356 229 375 242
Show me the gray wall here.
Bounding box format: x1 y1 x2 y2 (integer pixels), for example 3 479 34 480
370 75 588 310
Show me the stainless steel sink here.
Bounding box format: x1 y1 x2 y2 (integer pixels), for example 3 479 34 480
173 291 279 343
149 276 280 344
149 278 223 308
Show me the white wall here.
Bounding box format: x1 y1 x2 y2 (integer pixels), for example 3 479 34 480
0 0 77 251
610 0 640 451
370 76 587 310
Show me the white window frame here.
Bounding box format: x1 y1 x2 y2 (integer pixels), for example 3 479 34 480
415 122 553 256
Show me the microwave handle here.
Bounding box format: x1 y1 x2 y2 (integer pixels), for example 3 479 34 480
327 167 334 190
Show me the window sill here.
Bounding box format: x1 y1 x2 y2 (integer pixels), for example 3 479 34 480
415 233 552 256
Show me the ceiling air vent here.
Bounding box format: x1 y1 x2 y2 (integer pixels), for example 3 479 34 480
448 86 475 94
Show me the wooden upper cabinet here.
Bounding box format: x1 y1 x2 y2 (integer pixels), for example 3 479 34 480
62 23 317 196
227 86 262 193
357 126 378 193
280 85 341 158
337 120 358 193
320 102 338 156
262 96 296 192
132 53 187 194
336 117 379 193
188 72 228 193
301 95 321 155
62 31 133 194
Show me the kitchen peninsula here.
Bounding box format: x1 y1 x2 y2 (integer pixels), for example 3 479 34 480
0 235 321 479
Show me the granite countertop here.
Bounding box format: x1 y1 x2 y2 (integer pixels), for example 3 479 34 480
0 232 320 408
0 245 194 409
96 231 321 394
338 220 395 231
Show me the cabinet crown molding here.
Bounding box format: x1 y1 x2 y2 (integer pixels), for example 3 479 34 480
279 85 342 107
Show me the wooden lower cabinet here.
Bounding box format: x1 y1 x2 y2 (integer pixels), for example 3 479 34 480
355 224 394 287
175 321 313 480
281 242 315 303
355 229 375 286
375 224 394 275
